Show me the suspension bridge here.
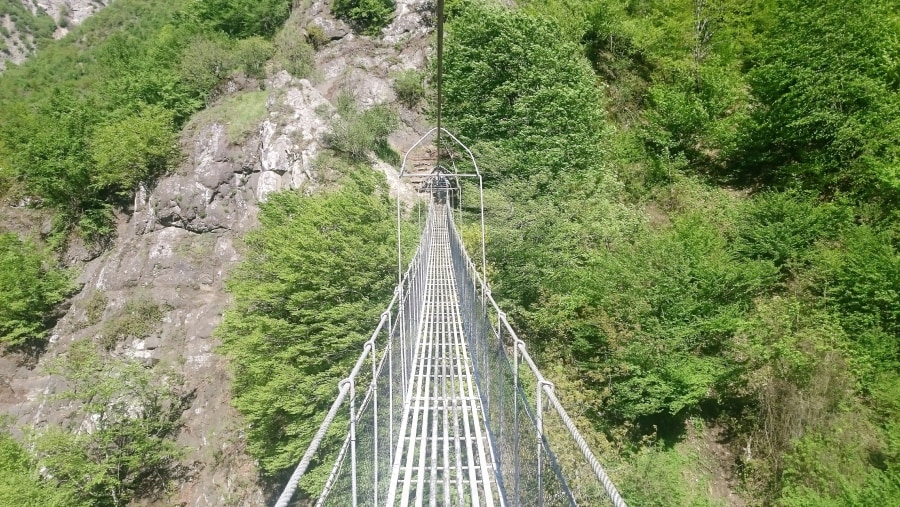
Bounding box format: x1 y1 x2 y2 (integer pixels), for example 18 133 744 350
272 1 626 504
271 126 628 506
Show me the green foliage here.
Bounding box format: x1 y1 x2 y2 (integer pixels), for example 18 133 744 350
178 35 237 99
84 291 108 327
0 0 289 243
91 104 180 196
37 342 188 506
620 441 725 507
273 21 314 77
218 170 401 485
0 430 82 506
323 95 398 161
740 0 900 206
195 0 292 38
0 0 58 48
332 0 396 36
732 191 849 275
305 23 329 50
392 69 424 107
0 234 73 346
443 2 607 180
99 296 169 350
235 36 275 78
191 90 270 143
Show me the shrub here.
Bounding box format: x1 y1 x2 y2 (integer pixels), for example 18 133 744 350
38 342 189 506
306 24 328 50
332 0 395 36
0 234 73 347
273 23 314 78
99 296 168 350
90 104 180 197
393 69 424 107
194 0 292 38
218 170 402 485
0 430 81 506
235 36 274 79
178 36 236 99
324 95 397 161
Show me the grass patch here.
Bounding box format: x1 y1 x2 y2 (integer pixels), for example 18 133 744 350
99 296 169 350
84 291 107 327
191 91 270 143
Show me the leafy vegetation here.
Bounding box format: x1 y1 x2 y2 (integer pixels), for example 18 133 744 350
323 93 398 162
332 0 396 35
0 233 73 346
393 69 424 107
0 0 294 241
218 168 406 490
442 1 900 505
0 429 82 506
36 342 189 506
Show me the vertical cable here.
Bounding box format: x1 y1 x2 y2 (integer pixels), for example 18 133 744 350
435 0 445 166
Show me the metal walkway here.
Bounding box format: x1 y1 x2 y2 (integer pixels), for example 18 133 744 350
274 197 627 507
386 204 501 506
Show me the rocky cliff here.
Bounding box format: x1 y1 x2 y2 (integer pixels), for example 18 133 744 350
0 0 432 504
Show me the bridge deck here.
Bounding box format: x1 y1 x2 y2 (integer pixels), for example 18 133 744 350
386 205 502 506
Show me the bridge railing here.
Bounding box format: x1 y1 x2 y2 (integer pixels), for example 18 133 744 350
445 206 627 507
274 202 437 507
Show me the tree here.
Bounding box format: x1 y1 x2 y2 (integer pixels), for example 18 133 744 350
90 104 179 197
218 170 399 485
332 0 396 36
0 431 82 506
35 342 188 507
741 0 900 205
0 234 73 346
195 0 292 38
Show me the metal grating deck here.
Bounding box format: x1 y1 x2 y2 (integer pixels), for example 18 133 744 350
386 205 502 507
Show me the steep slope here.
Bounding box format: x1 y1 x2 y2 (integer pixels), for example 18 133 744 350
0 0 434 504
0 0 110 71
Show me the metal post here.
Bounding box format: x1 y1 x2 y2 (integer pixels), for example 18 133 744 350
388 313 395 478
536 380 544 507
513 339 521 506
370 338 379 506
347 378 358 507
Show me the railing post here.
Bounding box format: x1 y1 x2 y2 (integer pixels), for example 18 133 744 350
369 336 379 506
513 338 521 506
387 310 394 469
342 378 358 507
536 379 554 507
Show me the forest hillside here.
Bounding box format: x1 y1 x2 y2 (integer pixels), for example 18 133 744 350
0 0 897 506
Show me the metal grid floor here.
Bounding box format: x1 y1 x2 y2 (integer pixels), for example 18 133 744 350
386 205 502 506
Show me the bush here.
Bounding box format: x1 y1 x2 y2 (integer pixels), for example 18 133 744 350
0 234 73 347
194 0 292 38
0 430 81 506
178 36 236 99
235 36 274 79
90 104 180 197
99 296 168 350
332 0 395 36
273 23 314 78
323 95 397 161
392 69 424 107
38 342 189 506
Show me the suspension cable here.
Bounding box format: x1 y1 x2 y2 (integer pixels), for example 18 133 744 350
435 0 445 167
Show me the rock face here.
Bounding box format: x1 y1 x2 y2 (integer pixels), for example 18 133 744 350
0 0 111 72
0 1 434 505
